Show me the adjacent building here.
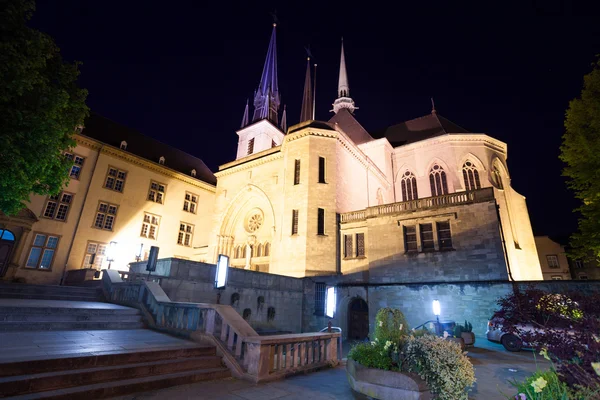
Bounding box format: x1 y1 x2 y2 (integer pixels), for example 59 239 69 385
534 236 571 280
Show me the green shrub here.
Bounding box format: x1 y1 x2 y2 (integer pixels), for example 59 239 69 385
412 328 435 338
348 341 394 371
405 335 475 400
507 369 569 400
454 324 464 338
374 307 409 344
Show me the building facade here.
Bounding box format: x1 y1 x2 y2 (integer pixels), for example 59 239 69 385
0 24 543 285
534 236 571 280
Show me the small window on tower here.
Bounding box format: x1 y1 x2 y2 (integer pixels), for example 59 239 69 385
317 208 325 235
318 157 326 183
247 138 255 155
294 159 301 185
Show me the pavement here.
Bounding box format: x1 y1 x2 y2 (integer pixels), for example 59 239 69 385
0 329 200 363
109 338 549 400
0 298 134 309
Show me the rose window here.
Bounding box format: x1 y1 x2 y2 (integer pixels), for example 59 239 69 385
247 213 263 232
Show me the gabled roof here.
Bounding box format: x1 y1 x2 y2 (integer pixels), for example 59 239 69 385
81 113 216 185
373 112 470 147
288 119 336 134
328 108 374 145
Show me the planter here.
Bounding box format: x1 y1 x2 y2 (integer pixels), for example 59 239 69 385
346 358 432 400
446 337 466 351
461 332 476 346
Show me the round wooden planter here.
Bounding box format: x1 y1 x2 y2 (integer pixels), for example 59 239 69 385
346 358 433 400
461 332 476 346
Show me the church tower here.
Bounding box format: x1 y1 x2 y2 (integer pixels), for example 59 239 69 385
235 24 286 160
332 39 358 114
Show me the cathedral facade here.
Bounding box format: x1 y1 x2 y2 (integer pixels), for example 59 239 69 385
0 24 542 285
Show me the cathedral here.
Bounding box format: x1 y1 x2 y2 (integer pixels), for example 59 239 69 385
0 24 542 285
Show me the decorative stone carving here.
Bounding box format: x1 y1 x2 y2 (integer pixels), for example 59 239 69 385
245 209 264 233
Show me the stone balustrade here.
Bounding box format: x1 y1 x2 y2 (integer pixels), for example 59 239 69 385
340 187 495 223
101 269 340 382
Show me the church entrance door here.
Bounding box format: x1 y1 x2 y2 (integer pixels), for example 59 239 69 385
0 230 16 278
348 297 369 340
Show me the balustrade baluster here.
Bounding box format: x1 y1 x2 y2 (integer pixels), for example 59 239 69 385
286 343 292 369
277 344 284 370
235 334 243 357
228 329 235 350
220 321 228 341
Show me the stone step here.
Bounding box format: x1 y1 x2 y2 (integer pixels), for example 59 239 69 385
0 284 101 294
0 356 224 396
3 367 231 399
0 313 143 322
0 293 103 302
0 307 140 316
0 346 217 377
0 320 145 332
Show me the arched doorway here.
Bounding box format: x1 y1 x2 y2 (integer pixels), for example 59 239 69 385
0 229 16 278
348 297 369 340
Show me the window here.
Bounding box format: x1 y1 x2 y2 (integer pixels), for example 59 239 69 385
148 181 166 204
93 202 118 231
420 223 434 251
579 274 588 280
492 165 504 189
65 153 85 180
43 192 73 221
291 210 299 235
356 233 365 257
546 255 560 269
462 161 481 190
318 157 326 183
551 276 563 280
247 138 255 155
317 208 325 235
25 233 59 270
264 243 270 256
159 156 165 165
104 167 127 193
314 282 326 316
401 171 418 201
140 213 160 240
575 260 585 269
429 164 448 196
82 241 107 269
344 235 353 258
437 221 453 250
120 141 127 150
183 192 198 214
177 222 194 246
294 159 301 185
404 225 417 253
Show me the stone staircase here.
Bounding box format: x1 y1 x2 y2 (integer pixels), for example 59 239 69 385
0 345 230 399
0 283 104 302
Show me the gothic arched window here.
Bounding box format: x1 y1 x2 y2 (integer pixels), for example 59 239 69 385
492 165 504 189
429 164 448 196
256 243 262 257
264 243 270 257
400 171 418 201
462 161 481 191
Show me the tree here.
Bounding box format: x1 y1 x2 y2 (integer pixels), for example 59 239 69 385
0 0 88 215
560 58 600 261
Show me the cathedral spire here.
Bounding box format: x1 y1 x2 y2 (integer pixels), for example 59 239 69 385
241 99 249 128
299 57 313 123
252 23 280 125
332 38 357 114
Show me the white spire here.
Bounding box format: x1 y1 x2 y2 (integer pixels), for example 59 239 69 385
332 38 357 114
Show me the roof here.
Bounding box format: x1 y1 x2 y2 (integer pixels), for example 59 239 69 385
373 112 470 147
288 119 336 134
80 113 216 185
328 108 374 145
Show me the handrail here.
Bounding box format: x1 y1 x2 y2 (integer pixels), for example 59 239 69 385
101 269 339 382
340 187 495 223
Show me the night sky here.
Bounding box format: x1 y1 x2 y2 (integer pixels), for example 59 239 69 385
30 1 600 239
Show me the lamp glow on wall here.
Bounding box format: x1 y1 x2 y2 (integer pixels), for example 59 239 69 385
325 286 336 318
106 241 118 269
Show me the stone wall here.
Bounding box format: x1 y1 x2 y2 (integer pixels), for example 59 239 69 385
129 258 304 334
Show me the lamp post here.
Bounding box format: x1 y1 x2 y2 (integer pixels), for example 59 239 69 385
432 300 441 336
106 241 117 270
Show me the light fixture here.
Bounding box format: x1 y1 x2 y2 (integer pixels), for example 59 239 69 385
215 254 229 289
325 286 336 318
106 241 117 269
432 300 441 317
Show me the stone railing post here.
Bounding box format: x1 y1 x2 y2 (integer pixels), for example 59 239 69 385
205 309 216 335
245 342 271 378
327 336 338 362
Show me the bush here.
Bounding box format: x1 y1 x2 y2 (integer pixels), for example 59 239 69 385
374 307 409 345
348 341 394 371
507 369 569 400
405 335 475 400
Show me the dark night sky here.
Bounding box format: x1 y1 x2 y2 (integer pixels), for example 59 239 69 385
30 1 600 239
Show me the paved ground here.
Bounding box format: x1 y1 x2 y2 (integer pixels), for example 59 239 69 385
0 329 200 363
0 298 134 309
109 339 549 400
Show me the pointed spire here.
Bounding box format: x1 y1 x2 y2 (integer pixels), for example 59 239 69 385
281 105 287 132
300 57 313 123
252 24 280 124
312 62 317 120
332 38 358 114
241 99 249 128
431 97 437 114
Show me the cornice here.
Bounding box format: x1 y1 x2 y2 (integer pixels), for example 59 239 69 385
284 128 338 143
392 134 507 155
74 135 216 193
215 152 284 178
